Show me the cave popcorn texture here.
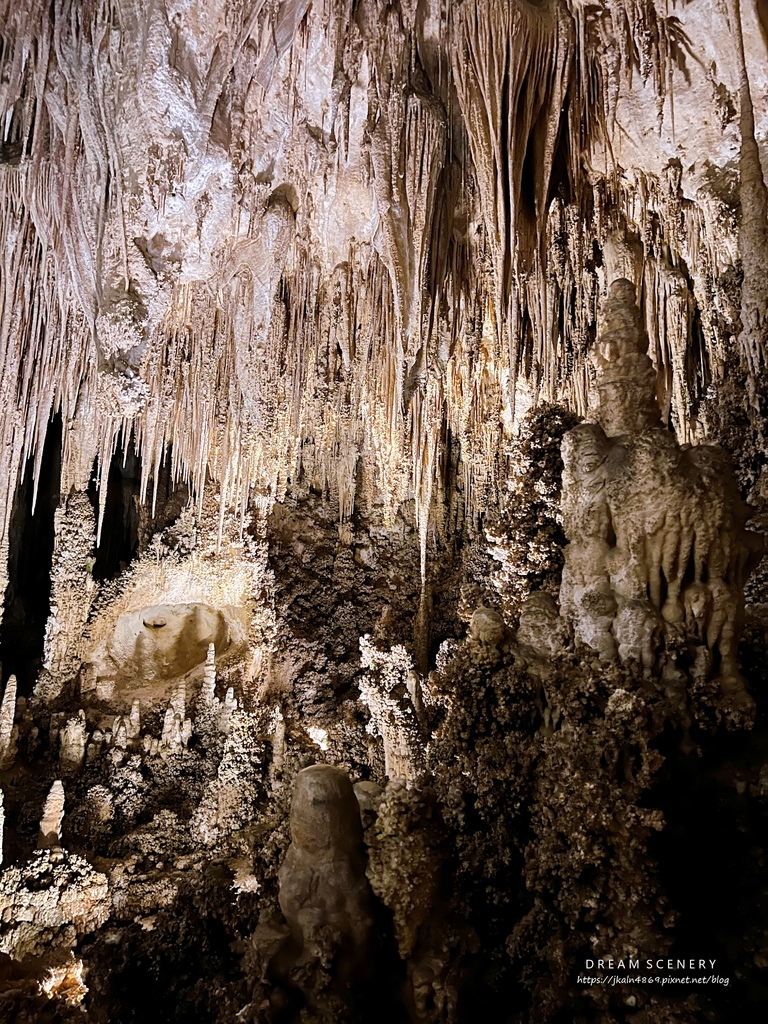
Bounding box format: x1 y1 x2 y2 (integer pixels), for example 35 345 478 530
0 0 767 1021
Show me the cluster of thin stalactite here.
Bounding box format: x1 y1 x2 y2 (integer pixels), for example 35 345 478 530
0 0 759 577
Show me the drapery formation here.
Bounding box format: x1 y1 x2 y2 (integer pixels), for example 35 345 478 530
1 0 765 564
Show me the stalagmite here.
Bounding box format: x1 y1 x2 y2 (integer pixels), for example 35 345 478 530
44 492 97 682
201 644 217 704
0 674 17 770
0 0 766 1018
217 687 238 736
358 637 426 783
277 764 373 957
112 718 129 751
170 681 186 724
127 701 141 744
39 780 66 850
159 708 184 756
560 279 764 702
59 710 88 773
159 686 192 756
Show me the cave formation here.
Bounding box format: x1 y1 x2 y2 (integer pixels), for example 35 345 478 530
1 0 768 1021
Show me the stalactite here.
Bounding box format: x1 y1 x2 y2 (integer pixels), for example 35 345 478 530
727 0 768 373
0 5 766 1016
0 0 754 577
451 0 575 411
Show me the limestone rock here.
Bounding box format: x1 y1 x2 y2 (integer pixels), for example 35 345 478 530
0 849 109 959
278 764 373 957
560 280 765 703
39 780 66 850
516 592 568 658
591 279 663 436
0 674 17 770
59 710 88 773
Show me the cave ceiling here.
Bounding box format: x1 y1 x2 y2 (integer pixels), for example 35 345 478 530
2 3 768 1021
1 0 766 550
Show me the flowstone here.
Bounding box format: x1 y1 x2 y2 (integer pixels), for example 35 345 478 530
560 279 765 704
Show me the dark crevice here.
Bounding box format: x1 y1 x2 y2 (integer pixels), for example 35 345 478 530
546 110 573 209
137 453 190 551
0 415 62 694
651 729 768 1018
89 440 142 582
88 440 189 582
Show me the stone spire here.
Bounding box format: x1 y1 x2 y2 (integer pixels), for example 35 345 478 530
201 643 217 704
39 780 66 850
561 279 765 711
0 675 17 770
592 278 662 436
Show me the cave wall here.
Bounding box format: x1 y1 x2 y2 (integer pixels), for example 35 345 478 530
0 0 768 1022
0 0 767 551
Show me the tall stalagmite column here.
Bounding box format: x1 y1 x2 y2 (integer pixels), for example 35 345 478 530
729 0 768 370
42 492 97 686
